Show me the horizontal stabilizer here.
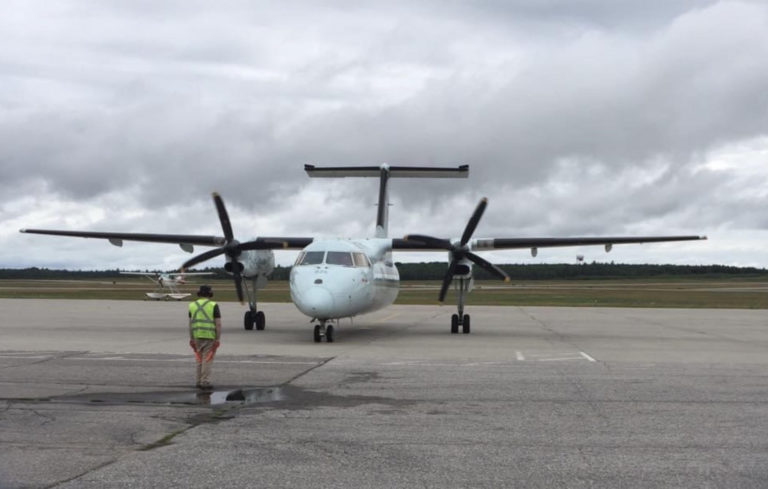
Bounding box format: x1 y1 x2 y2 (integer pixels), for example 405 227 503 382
305 164 468 179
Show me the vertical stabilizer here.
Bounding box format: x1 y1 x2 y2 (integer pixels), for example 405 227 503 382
376 165 390 237
304 164 469 237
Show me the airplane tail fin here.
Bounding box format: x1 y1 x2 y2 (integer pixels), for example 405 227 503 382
305 164 468 237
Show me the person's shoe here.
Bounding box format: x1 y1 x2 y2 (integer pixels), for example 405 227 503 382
200 383 213 391
195 383 202 389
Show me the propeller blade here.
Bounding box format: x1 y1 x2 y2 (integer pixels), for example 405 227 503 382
181 247 225 271
466 251 510 282
460 198 488 246
212 193 234 242
403 234 452 249
233 269 245 304
438 260 459 302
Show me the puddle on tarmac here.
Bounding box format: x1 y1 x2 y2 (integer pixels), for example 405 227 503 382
52 386 286 407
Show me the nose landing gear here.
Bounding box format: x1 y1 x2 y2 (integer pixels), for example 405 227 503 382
313 320 335 343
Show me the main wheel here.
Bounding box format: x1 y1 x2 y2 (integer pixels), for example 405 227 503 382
255 311 266 330
462 314 471 334
243 310 254 330
313 324 322 343
326 324 335 343
450 314 459 334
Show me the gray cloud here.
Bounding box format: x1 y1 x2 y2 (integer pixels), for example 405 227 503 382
2 1 767 269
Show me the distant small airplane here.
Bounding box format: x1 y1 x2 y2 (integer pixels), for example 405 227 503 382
21 164 706 342
120 271 213 300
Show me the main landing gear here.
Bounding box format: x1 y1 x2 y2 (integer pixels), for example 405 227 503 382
241 277 266 331
244 309 265 331
313 320 335 343
451 277 471 335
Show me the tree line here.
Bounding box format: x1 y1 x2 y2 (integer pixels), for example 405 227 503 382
3 262 767 281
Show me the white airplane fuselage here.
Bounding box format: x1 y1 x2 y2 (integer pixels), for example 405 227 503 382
289 238 398 320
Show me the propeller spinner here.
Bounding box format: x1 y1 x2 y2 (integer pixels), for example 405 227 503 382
405 198 510 302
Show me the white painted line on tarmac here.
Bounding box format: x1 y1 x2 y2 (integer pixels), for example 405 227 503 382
512 351 598 363
580 351 597 362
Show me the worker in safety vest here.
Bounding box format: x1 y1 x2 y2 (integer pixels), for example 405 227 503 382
188 284 222 390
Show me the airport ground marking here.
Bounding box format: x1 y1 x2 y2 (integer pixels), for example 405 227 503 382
513 350 598 363
580 351 597 362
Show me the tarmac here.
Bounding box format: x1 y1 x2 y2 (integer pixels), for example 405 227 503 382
2 298 768 488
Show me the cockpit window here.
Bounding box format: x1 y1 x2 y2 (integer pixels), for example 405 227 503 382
296 251 325 266
326 251 354 267
352 252 370 267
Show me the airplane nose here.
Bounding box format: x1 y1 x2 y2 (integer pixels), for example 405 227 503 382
299 286 335 318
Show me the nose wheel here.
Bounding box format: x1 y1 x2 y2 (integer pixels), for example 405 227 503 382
313 322 335 343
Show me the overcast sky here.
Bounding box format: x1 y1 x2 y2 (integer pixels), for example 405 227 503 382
2 1 768 271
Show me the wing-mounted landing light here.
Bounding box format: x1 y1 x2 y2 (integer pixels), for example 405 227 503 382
180 193 277 304
404 198 510 302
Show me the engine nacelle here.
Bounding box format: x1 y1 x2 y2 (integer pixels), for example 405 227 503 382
227 249 275 279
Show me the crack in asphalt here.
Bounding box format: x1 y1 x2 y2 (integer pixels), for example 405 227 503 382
0 351 88 370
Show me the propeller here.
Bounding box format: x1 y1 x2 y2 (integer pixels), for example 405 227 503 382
405 198 510 302
181 193 274 304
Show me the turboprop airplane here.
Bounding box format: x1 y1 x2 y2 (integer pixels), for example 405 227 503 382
120 271 213 300
21 164 706 342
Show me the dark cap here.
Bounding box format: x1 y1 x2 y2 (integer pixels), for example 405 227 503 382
197 284 213 297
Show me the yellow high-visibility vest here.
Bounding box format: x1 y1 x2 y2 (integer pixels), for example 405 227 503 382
189 299 217 340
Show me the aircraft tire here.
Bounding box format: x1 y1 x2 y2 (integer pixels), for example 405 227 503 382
462 314 470 334
326 325 334 343
450 314 459 334
313 324 322 343
255 311 266 331
243 311 254 331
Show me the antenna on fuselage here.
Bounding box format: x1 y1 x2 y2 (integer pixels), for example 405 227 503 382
304 163 469 238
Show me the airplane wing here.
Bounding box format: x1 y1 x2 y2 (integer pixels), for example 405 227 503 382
393 235 705 252
20 229 313 252
394 234 706 302
21 192 314 304
395 197 707 301
20 229 225 252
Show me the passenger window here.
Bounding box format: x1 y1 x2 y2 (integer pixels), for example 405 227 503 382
326 251 354 267
353 252 370 267
298 251 325 266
